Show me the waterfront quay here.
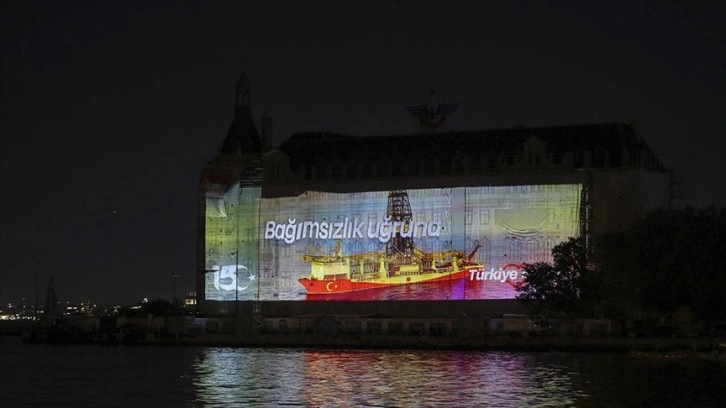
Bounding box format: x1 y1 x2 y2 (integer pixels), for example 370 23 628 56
11 299 724 354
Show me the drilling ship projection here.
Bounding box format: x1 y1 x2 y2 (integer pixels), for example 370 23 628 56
298 190 484 294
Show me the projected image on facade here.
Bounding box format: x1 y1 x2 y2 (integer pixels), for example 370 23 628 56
204 184 582 301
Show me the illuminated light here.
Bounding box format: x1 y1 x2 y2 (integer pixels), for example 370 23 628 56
205 184 582 301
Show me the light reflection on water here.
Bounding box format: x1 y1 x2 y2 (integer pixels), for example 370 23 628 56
192 349 590 407
2 335 725 408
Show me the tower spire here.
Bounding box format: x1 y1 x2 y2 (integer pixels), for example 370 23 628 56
220 72 262 155
235 72 251 108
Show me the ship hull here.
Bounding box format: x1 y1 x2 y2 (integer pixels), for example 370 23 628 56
299 268 473 295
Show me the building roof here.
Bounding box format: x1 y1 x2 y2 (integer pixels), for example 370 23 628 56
277 122 668 175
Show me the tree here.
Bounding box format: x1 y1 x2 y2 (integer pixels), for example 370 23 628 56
595 206 726 330
595 231 642 320
516 237 600 317
628 207 724 323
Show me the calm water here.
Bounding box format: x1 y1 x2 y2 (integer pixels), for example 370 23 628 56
1 336 725 407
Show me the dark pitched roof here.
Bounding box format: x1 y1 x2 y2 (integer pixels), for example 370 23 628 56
277 122 667 172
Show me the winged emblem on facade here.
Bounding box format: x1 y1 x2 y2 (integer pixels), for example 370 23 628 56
406 88 459 130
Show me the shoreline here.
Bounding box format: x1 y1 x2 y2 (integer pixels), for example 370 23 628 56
11 331 723 353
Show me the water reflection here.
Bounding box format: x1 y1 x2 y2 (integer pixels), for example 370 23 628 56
192 348 301 406
2 336 723 407
192 348 591 407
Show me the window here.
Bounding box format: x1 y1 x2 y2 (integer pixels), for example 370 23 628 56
366 321 382 335
387 321 403 335
480 209 490 225
409 322 425 336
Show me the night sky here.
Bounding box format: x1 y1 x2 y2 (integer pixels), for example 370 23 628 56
1 1 724 305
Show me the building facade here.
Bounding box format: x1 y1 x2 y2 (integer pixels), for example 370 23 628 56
197 74 671 315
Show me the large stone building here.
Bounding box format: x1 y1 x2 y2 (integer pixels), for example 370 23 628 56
196 74 671 316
